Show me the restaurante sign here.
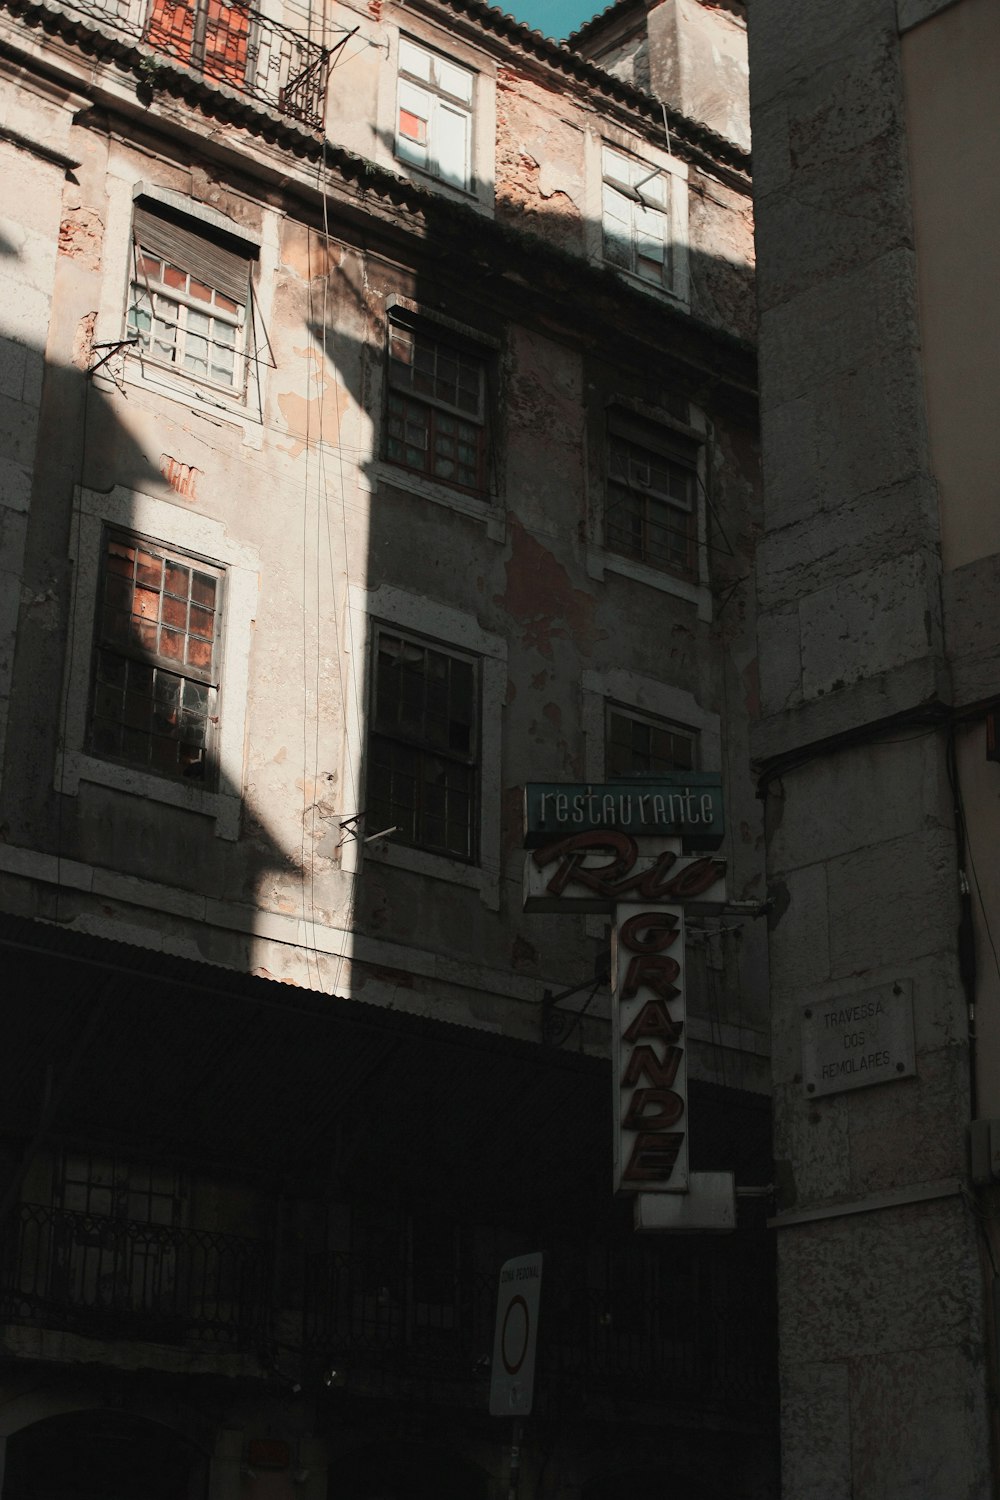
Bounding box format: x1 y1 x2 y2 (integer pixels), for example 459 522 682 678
524 778 724 850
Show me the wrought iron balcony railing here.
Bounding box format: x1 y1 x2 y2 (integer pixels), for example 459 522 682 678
19 0 329 131
0 1203 273 1352
302 1251 497 1387
301 1251 777 1416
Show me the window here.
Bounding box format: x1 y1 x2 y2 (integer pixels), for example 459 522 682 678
605 418 697 578
60 1153 178 1227
606 705 695 778
602 147 672 290
367 627 479 861
386 319 487 493
396 37 474 191
89 531 223 785
126 201 252 393
145 0 250 89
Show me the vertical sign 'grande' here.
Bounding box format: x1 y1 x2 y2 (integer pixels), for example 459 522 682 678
613 902 688 1193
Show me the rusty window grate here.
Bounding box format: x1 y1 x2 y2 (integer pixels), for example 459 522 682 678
89 532 223 784
386 323 487 493
367 627 479 861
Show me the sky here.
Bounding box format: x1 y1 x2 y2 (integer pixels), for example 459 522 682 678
498 0 610 41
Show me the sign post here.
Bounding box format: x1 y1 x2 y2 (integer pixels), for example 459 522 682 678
489 1253 543 1418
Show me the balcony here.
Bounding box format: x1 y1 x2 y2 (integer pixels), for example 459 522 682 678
0 1203 273 1354
301 1250 776 1419
302 1251 497 1396
16 0 329 131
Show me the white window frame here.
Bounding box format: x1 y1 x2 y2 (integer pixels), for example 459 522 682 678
92 177 272 437
396 37 474 193
127 209 250 398
585 129 689 305
56 485 259 841
375 29 496 214
344 584 505 910
89 529 225 787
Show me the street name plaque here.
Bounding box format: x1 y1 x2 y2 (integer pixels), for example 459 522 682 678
801 980 916 1098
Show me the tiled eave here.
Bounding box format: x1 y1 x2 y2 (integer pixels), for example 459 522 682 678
569 0 746 51
1 0 329 149
1 0 751 186
413 0 751 174
0 0 755 395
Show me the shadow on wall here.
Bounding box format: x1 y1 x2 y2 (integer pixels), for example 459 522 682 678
0 321 300 918
297 165 757 972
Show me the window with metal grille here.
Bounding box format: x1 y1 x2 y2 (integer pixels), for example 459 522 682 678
367 627 479 861
395 37 474 191
386 321 487 493
605 420 697 578
127 202 252 393
60 1153 179 1227
89 532 223 784
606 705 696 778
602 146 672 290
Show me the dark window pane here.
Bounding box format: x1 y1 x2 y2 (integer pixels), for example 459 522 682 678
367 634 478 861
90 535 222 782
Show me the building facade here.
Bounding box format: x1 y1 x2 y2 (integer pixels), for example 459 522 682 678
749 0 1000 1493
0 0 774 1493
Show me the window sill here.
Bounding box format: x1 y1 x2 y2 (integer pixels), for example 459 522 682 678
56 751 241 840
391 158 493 215
600 261 690 310
96 358 264 447
587 546 711 621
369 462 505 541
364 835 499 911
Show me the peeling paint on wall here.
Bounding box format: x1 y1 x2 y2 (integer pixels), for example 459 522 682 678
497 518 601 660
71 311 97 371
276 347 350 458
58 208 104 270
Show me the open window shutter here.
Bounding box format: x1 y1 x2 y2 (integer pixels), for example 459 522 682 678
435 102 470 189
602 184 633 268
132 205 252 304
397 80 431 170
635 204 667 267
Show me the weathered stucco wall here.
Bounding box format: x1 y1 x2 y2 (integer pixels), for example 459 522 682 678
750 0 993 1492
0 0 765 1090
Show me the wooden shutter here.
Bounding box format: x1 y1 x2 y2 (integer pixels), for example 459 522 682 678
132 204 252 304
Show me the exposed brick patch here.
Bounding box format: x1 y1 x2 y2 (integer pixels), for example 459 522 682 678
58 208 104 271
71 311 97 371
160 455 202 499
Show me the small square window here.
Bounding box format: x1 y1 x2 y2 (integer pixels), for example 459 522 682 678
396 37 474 191
602 147 673 291
606 705 696 779
605 418 698 579
386 321 488 493
89 531 223 785
126 202 253 395
367 627 479 861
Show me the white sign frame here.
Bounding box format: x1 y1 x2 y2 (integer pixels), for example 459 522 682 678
489 1253 543 1417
